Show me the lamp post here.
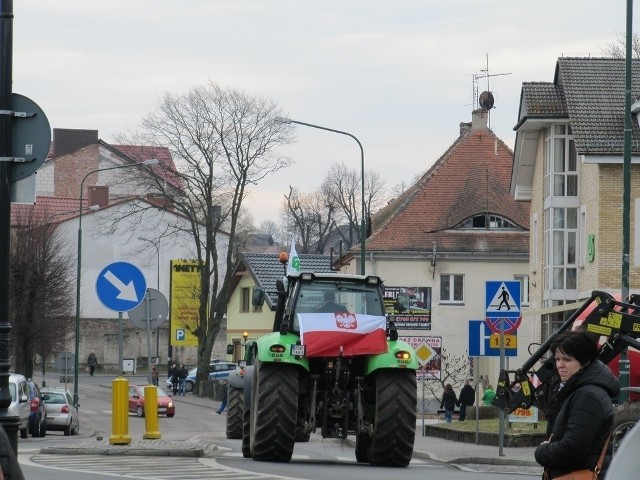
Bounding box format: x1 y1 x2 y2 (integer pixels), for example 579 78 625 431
138 236 161 359
74 159 159 407
274 116 366 275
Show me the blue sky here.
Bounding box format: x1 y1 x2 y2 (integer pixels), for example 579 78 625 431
12 1 632 223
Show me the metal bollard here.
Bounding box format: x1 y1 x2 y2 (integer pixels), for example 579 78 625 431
143 384 161 439
109 377 131 445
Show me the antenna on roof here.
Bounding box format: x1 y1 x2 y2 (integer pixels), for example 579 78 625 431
471 53 512 128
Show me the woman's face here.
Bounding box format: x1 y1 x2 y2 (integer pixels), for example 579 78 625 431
555 348 582 382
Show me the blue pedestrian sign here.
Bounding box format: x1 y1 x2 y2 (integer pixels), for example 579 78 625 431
468 320 517 357
96 262 147 312
485 281 521 318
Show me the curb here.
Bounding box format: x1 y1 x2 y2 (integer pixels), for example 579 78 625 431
38 440 220 458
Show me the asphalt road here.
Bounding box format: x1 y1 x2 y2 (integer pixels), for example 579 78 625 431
16 373 541 480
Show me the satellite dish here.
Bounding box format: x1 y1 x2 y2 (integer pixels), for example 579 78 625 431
479 91 495 110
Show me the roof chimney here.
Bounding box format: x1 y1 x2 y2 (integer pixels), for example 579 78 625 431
53 129 98 157
459 122 472 136
471 109 489 130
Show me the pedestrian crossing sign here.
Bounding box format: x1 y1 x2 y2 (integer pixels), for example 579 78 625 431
485 281 520 318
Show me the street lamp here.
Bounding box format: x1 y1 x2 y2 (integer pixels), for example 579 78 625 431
274 116 366 274
73 159 159 406
138 236 161 359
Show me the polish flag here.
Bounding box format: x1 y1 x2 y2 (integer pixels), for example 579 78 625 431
298 313 388 357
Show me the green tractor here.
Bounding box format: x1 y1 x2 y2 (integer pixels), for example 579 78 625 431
228 269 419 466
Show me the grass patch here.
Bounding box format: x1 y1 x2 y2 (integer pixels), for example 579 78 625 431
431 418 547 434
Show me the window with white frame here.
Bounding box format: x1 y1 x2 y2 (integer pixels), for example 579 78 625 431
544 207 578 290
543 124 579 293
514 275 530 307
579 206 586 268
544 125 577 198
532 214 538 274
439 274 463 302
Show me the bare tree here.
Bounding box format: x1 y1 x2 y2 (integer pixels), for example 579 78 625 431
601 32 640 58
284 185 337 253
119 81 293 391
421 348 471 402
10 208 74 378
257 219 286 246
323 162 386 249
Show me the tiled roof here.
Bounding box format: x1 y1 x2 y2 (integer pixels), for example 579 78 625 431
232 253 334 309
367 123 529 255
518 57 640 155
11 196 86 226
517 82 568 120
110 144 184 190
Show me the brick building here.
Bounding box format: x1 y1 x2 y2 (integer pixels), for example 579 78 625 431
511 57 640 341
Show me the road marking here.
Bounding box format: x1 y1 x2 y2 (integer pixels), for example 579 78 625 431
25 454 305 480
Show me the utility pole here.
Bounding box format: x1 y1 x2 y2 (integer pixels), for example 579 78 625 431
0 0 21 453
619 0 633 404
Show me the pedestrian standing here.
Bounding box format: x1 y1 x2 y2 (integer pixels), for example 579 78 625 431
458 379 475 421
440 384 458 423
87 350 98 376
169 363 179 396
482 384 496 405
151 364 159 386
178 363 188 396
535 331 619 479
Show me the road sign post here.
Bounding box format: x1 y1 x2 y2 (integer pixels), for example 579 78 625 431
96 262 147 376
485 280 521 457
128 289 169 384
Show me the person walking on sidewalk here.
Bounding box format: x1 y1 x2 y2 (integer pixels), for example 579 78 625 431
216 380 228 414
458 379 475 421
177 363 189 396
87 350 98 376
440 384 458 423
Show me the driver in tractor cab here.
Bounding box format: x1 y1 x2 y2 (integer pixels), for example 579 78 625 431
315 291 348 313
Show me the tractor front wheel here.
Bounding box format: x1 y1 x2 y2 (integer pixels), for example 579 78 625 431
368 369 416 467
250 361 299 462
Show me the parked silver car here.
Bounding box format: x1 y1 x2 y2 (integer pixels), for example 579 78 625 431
8 373 30 439
40 387 79 436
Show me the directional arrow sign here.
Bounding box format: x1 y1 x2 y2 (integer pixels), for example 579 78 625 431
96 262 147 312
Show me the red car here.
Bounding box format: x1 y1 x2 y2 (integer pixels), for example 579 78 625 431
128 385 175 418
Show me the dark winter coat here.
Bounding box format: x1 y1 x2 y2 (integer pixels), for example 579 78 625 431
534 359 619 479
169 366 179 383
0 424 25 479
178 366 188 380
459 384 475 406
440 389 458 411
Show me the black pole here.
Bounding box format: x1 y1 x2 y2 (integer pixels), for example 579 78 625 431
0 0 21 453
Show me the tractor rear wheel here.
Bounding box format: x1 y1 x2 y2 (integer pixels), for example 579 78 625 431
250 361 298 462
226 386 244 439
368 369 416 467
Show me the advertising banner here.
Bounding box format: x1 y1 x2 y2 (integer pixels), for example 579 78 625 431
384 286 432 330
169 259 202 346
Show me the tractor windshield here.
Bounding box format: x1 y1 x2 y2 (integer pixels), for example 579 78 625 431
292 281 385 331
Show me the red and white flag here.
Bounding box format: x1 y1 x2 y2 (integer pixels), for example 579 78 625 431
298 313 388 357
